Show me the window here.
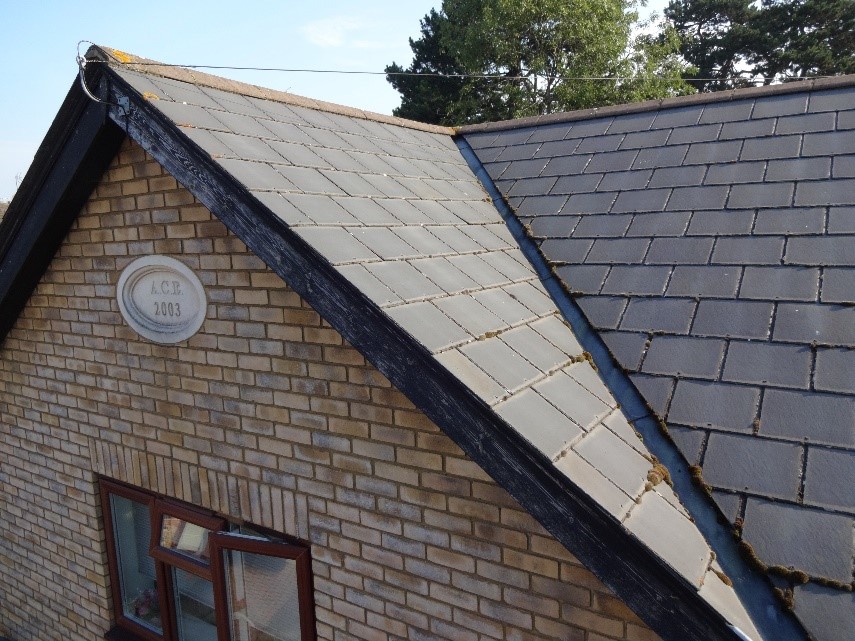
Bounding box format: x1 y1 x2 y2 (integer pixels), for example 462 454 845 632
100 480 315 641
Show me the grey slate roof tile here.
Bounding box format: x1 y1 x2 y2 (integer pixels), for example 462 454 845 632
776 112 836 134
334 197 400 225
628 373 675 417
155 101 232 131
575 134 624 153
642 336 725 379
667 425 706 465
743 499 854 582
611 189 671 213
251 191 312 226
701 100 756 123
563 118 615 139
268 140 331 168
793 584 855 641
711 236 785 264
575 296 627 330
180 127 240 158
508 176 560 197
649 165 707 188
787 236 855 265
541 238 593 263
605 111 657 134
741 135 802 160
260 119 322 146
552 173 603 194
496 389 584 457
795 178 855 206
584 150 639 174
651 105 704 129
391 227 453 257
541 154 592 176
839 110 855 129
719 117 776 140
600 331 649 370
277 165 349 195
632 144 689 169
620 298 696 334
626 211 691 237
505 282 559 317
319 170 382 197
586 238 650 264
668 380 760 432
472 288 537 327
692 300 774 339
480 251 534 282
500 157 549 179
740 266 820 301
351 228 417 260
497 143 542 162
804 446 855 511
408 258 480 295
446 254 508 288
761 389 855 447
619 128 671 149
727 182 794 209
723 340 812 388
212 131 283 163
572 214 634 238
597 169 652 192
803 130 855 157
703 431 802 500
809 87 855 112
601 266 671 296
751 92 808 118
554 264 610 294
518 195 570 217
460 337 541 392
666 185 729 210
815 348 855 394
833 156 855 178
667 123 722 144
525 122 572 144
563 191 618 215
710 492 742 524
774 302 855 345
386 302 469 352
666 266 742 298
753 207 825 234
684 141 742 165
216 158 298 191
645 237 714 264
686 210 755 236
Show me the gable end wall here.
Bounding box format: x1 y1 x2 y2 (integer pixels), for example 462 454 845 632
0 139 659 641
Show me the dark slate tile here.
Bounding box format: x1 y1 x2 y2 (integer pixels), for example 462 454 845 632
683 141 742 165
460 337 541 392
814 348 855 394
499 157 550 180
386 302 469 352
767 157 832 182
364 262 444 302
761 389 855 446
528 216 578 238
651 106 704 129
648 165 706 189
554 265 610 294
572 215 633 238
703 432 802 500
787 236 855 265
563 191 619 215
435 294 505 337
834 156 855 179
597 170 652 192
804 446 855 511
576 295 629 329
795 178 855 207
666 265 741 297
826 205 855 233
666 186 729 211
606 111 657 134
552 174 603 195
809 87 855 112
723 340 812 388
619 129 671 150
754 208 825 234
704 162 766 185
526 122 573 144
821 268 855 303
474 146 505 163
535 139 581 158
564 118 615 139
575 134 624 153
518 195 570 216
775 302 855 346
740 266 820 301
496 389 584 457
633 145 689 169
155 101 233 132
686 210 755 236
802 130 855 157
601 331 649 370
409 257 480 294
584 150 639 173
751 93 807 118
500 326 569 372
601 266 672 296
620 298 697 334
541 238 593 264
626 212 691 237
489 127 538 146
667 123 722 145
700 100 755 123
741 135 802 161
743 499 854 582
710 492 742 524
297 227 378 264
793 583 855 641
692 300 774 339
712 237 785 264
496 143 542 162
629 373 675 417
668 380 760 432
719 118 776 140
645 237 714 265
728 182 794 209
472 288 537 326
642 336 725 379
541 154 592 176
611 188 672 214
777 112 836 134
586 239 650 264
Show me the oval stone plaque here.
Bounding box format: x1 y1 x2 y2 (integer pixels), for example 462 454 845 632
117 256 207 343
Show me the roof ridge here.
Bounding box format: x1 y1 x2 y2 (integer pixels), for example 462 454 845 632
456 74 855 134
87 45 456 137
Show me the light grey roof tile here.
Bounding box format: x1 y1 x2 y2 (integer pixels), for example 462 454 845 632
144 75 216 105
563 361 616 406
666 185 729 210
753 207 825 234
424 226 480 253
393 176 449 200
586 238 650 264
795 178 855 206
359 173 420 199
409 201 464 225
620 297 696 334
459 224 512 251
409 257 480 295
251 191 312 226
740 135 802 160
539 369 614 431
684 140 742 165
373 199 430 225
216 159 298 191
666 266 741 297
212 131 283 163
601 266 672 296
541 238 593 263
436 348 506 404
604 411 647 455
699 567 763 641
743 499 853 582
496 389 584 457
705 432 802 500
303 126 350 150
351 228 418 260
804 446 855 511
386 302 469 352
601 331 649 370
712 236 785 264
391 227 453 257
686 210 755 236
554 265 610 294
762 389 855 446
529 316 584 356
154 101 231 131
450 201 500 225
266 140 330 168
435 294 505 337
668 380 760 432
574 423 650 495
692 300 774 339
611 189 672 213
286 193 359 225
575 296 628 330
667 123 722 144
648 165 707 188
331 197 399 225
346 150 398 175
642 336 725 379
774 302 855 346
628 374 675 417
506 281 563 317
723 340 812 388
727 182 794 209
645 237 714 264
258 119 319 146
500 325 569 371
179 127 238 157
297 227 378 264
363 262 444 302
554 451 635 519
380 154 424 178
446 254 507 288
276 165 346 195
626 211 691 237
460 337 541 392
700 100 755 123
472 288 537 326
209 110 277 139
740 266 820 301
335 264 401 307
624 491 711 586
793 584 855 641
480 251 533 282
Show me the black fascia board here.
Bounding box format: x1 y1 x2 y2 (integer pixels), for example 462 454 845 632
40 58 747 641
0 69 125 343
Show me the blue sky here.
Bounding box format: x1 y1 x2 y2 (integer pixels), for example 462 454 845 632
0 0 668 200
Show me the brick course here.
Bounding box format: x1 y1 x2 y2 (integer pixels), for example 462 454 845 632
0 139 658 641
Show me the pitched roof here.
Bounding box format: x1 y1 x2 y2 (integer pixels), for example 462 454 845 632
0 45 773 641
461 77 855 641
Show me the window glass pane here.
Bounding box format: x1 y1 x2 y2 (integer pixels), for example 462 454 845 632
110 494 163 634
161 515 211 563
173 567 217 641
223 549 302 641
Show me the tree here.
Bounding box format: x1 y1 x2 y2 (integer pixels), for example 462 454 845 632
666 0 855 92
386 0 693 125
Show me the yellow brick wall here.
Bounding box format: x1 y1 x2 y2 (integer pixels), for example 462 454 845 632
0 139 660 641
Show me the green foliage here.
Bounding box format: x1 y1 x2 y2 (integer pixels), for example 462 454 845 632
386 0 694 125
666 0 855 92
